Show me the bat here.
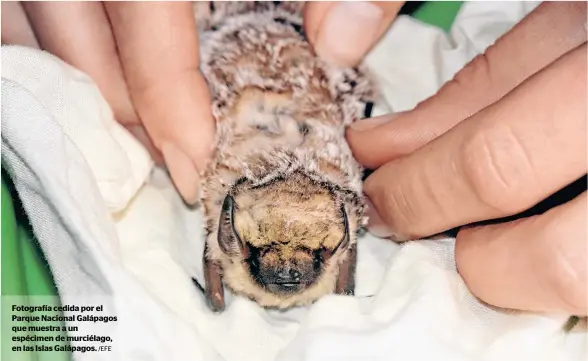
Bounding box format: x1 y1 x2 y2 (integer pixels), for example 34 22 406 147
195 1 375 312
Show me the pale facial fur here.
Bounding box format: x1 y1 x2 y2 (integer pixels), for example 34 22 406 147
196 2 375 312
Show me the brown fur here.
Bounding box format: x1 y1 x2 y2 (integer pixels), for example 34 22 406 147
233 174 345 250
196 2 375 311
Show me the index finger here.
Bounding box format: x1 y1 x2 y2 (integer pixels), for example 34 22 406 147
1 1 39 48
364 43 586 241
104 2 215 203
347 2 588 169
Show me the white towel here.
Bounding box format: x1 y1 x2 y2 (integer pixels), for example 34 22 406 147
2 2 585 361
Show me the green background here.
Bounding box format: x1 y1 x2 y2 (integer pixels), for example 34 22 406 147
0 3 463 359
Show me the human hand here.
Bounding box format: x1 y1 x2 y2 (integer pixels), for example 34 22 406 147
303 1 405 67
346 2 587 315
4 2 215 205
2 0 404 205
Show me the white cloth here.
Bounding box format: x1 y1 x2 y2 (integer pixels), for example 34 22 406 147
2 2 585 361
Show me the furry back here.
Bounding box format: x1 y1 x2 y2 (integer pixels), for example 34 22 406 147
194 1 376 310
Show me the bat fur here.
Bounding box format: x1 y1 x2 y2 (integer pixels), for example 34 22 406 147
194 1 376 312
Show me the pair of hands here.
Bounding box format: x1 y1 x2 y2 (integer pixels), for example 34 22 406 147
1 1 403 204
3 1 586 316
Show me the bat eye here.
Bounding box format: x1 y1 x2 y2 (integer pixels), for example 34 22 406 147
313 249 325 271
313 258 321 271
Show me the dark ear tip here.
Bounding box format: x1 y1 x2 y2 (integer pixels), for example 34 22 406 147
218 194 236 255
207 298 226 313
222 194 235 212
219 193 245 256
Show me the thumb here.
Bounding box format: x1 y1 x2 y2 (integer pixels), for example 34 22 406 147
304 1 404 67
105 2 216 205
137 70 216 205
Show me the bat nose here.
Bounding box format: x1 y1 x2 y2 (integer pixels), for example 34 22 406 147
277 266 301 283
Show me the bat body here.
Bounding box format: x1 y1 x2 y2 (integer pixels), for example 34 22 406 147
196 2 375 312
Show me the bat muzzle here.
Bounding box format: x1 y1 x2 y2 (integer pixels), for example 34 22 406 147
255 260 318 295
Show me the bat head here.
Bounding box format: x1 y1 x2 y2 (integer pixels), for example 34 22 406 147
217 172 354 307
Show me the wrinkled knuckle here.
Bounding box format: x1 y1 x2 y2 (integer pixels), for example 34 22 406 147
450 53 495 95
461 133 512 213
377 182 416 237
461 127 534 214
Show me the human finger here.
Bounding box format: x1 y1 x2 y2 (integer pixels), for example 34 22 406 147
1 1 39 48
124 124 165 165
456 191 587 315
347 2 588 169
104 2 215 205
364 43 587 241
303 1 404 67
22 1 141 129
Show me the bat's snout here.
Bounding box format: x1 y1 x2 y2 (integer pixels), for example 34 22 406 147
253 255 320 295
275 266 301 283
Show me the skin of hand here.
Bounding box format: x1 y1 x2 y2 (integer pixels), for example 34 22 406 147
304 1 405 67
346 2 587 315
3 1 402 204
10 1 215 205
1 1 39 48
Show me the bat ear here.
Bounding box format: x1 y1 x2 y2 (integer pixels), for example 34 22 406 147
218 195 246 255
322 205 351 260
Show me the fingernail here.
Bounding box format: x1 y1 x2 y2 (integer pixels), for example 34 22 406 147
364 197 393 238
365 197 407 241
161 142 201 205
350 113 401 131
316 1 383 67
